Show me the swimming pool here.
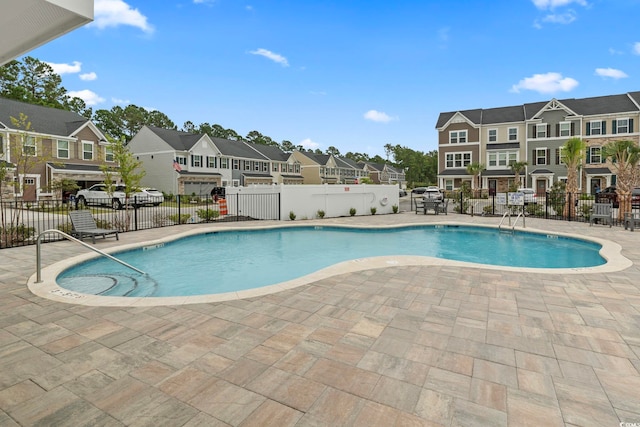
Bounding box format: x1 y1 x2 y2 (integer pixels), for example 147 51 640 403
55 224 605 299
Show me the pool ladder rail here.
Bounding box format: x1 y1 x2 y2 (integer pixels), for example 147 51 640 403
498 211 526 230
35 229 146 283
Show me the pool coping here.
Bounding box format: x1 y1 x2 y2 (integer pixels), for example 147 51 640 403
27 221 633 307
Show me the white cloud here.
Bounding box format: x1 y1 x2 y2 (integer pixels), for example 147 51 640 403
92 0 154 34
194 0 216 3
299 138 320 150
79 72 97 81
532 0 587 10
112 97 130 104
67 90 105 106
47 61 81 74
510 72 578 94
634 42 640 55
541 11 576 24
363 110 396 123
249 48 289 67
595 68 628 79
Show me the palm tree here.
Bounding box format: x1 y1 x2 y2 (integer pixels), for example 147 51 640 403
465 162 485 197
602 140 640 221
560 137 586 218
509 161 528 191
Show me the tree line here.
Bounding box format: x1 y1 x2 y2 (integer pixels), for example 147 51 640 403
0 56 438 186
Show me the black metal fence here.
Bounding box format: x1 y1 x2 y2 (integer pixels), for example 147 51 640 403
442 190 639 225
0 192 280 249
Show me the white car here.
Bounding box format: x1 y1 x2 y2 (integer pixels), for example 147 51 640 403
139 188 164 206
75 184 149 209
423 186 444 201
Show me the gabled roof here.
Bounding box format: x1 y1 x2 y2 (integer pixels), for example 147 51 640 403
246 142 290 162
561 93 639 116
210 137 269 160
300 152 331 165
435 109 482 129
147 126 202 151
335 157 359 169
0 97 95 137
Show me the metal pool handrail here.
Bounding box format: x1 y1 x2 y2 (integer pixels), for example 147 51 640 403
35 229 146 283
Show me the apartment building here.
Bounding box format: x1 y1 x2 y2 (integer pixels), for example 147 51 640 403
436 91 640 194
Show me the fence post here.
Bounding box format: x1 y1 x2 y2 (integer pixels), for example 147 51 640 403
177 194 181 223
134 196 139 231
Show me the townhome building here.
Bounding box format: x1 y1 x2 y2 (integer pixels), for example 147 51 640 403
0 97 111 201
436 91 640 194
245 143 303 185
359 162 407 187
291 151 369 184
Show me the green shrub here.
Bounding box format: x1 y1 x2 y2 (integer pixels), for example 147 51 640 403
349 208 356 216
196 208 220 221
392 205 398 213
169 213 191 224
316 209 325 219
370 207 377 215
483 205 493 215
289 211 296 221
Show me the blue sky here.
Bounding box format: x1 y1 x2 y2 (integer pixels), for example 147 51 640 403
28 0 640 157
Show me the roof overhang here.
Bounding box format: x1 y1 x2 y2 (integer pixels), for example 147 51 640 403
1 0 94 66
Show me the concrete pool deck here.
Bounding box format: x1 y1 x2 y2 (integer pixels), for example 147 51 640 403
1 212 639 425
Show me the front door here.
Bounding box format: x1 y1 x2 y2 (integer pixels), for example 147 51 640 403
536 179 546 196
488 179 497 196
590 178 601 194
23 177 37 201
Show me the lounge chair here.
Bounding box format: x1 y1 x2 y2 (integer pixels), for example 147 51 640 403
423 199 440 215
69 210 119 243
589 203 612 227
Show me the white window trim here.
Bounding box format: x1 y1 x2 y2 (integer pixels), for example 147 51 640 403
590 120 602 135
536 124 547 138
617 117 629 134
104 145 114 162
449 130 468 144
82 140 94 160
176 156 187 166
445 151 472 168
589 146 602 164
536 148 547 165
559 121 571 137
24 136 37 156
487 150 518 169
191 154 202 168
57 140 69 159
488 128 497 142
508 127 518 141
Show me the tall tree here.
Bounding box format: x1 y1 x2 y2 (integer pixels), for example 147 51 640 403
466 162 485 195
602 139 640 220
560 137 586 218
93 105 175 142
280 140 295 152
509 161 528 190
325 146 341 156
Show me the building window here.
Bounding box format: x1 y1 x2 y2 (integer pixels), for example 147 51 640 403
536 148 547 165
82 141 93 160
445 152 471 168
589 121 602 135
273 163 279 172
24 136 37 156
233 159 239 170
616 118 629 134
536 124 547 138
295 164 300 173
449 130 467 144
262 162 269 172
444 179 454 191
488 129 497 142
176 156 187 166
589 146 601 164
508 128 517 141
191 155 202 167
488 151 517 168
559 122 571 137
245 161 251 171
207 156 216 168
254 162 260 171
105 145 114 162
57 140 69 159
220 158 228 168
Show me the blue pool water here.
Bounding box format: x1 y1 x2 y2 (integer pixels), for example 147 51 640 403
56 225 605 297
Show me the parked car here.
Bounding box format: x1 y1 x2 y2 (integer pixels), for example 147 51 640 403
411 187 427 194
75 184 149 210
423 186 444 201
596 186 640 208
399 189 408 197
139 188 164 206
517 188 537 205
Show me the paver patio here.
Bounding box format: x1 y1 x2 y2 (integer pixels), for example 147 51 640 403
0 212 639 426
